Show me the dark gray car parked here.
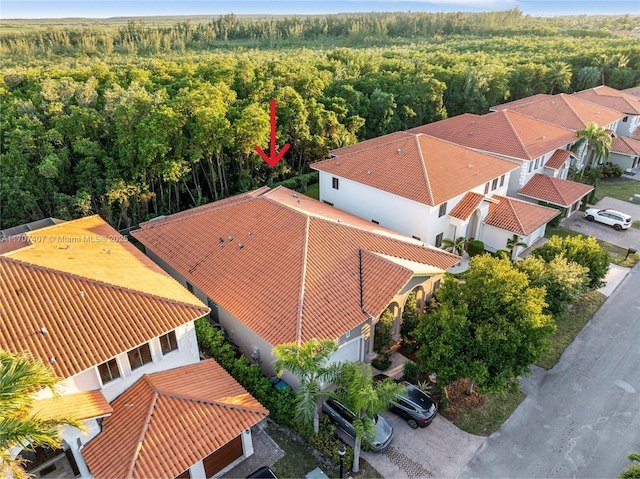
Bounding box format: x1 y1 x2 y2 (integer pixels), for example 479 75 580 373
321 398 394 452
374 374 438 429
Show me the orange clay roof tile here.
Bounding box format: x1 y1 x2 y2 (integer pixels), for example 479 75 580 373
314 133 517 206
623 86 640 97
485 195 560 235
132 187 461 346
449 192 486 220
491 94 552 110
82 359 267 479
410 111 577 161
518 174 594 207
573 86 640 115
0 216 208 379
31 390 112 422
545 150 575 170
611 136 640 156
499 93 625 131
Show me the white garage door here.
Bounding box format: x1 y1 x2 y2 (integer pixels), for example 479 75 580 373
328 337 362 365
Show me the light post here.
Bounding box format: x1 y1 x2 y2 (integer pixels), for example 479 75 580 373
338 444 346 478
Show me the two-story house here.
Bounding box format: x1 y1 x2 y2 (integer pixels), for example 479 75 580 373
573 86 640 138
410 110 594 219
131 186 461 380
1 216 268 479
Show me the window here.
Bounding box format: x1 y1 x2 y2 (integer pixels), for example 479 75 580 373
332 177 339 189
435 233 443 248
433 279 441 292
491 178 498 190
186 282 194 293
412 235 421 241
438 202 447 217
372 219 379 224
160 331 179 355
535 158 540 169
98 358 121 385
127 343 152 371
528 162 533 173
500 175 505 187
484 182 490 194
623 116 628 123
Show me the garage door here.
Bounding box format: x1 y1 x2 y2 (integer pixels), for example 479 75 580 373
328 337 362 366
202 436 243 478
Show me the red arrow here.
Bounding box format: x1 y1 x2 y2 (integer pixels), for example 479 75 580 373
254 99 290 168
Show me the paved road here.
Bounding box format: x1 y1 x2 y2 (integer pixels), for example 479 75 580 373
458 263 640 478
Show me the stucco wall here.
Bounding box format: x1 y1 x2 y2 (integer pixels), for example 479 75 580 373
609 152 638 171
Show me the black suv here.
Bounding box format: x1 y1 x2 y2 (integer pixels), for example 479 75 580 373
374 374 438 429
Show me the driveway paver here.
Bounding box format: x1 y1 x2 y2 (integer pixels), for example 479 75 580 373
361 413 484 479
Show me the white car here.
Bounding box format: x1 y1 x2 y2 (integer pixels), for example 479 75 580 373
584 208 632 230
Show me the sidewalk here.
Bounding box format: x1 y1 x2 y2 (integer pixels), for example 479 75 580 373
598 263 630 297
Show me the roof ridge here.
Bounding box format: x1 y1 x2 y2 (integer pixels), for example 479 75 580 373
558 94 586 127
138 194 261 231
543 174 566 204
363 250 415 275
414 135 434 205
157 390 268 415
502 111 534 160
127 381 159 479
0 256 208 313
504 196 526 235
295 216 311 346
323 133 414 160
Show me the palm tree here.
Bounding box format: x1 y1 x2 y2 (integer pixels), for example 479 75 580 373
546 61 572 94
440 236 467 257
575 122 612 177
619 452 640 479
273 338 342 434
339 362 405 473
506 235 527 259
1 351 85 479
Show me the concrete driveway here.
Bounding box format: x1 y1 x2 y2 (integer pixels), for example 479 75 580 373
361 413 484 479
561 197 640 252
458 263 640 478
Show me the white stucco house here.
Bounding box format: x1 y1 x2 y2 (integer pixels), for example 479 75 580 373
1 216 268 479
608 135 640 171
573 86 640 138
131 186 461 386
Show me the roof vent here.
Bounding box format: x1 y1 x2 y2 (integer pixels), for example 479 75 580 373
336 162 341 166
228 236 233 241
66 244 71 250
551 101 556 105
293 193 297 198
297 199 301 204
49 357 56 364
239 244 244 249
40 327 48 335
80 291 85 298
107 249 112 255
468 164 472 168
219 238 224 244
248 232 252 237
397 149 402 154
367 171 371 175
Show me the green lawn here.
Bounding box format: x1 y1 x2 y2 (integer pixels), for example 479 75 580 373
536 290 607 370
305 183 320 200
594 179 640 204
453 389 526 436
633 221 640 230
267 423 383 479
544 225 640 268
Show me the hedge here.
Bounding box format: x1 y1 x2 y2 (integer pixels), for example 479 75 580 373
467 239 485 257
269 171 319 193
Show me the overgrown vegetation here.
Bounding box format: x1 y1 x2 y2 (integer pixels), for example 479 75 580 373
2 11 639 229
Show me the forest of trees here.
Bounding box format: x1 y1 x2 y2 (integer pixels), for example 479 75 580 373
1 9 639 230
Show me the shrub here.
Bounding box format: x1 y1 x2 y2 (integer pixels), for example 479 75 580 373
403 361 419 383
374 309 394 353
371 353 392 370
597 163 623 178
493 249 511 260
400 291 419 342
195 318 298 428
273 171 319 193
308 416 354 470
539 201 566 227
467 239 485 257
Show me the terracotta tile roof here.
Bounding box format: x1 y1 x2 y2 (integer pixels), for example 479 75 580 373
449 192 485 220
3 215 204 307
83 359 267 479
499 93 625 131
132 187 461 346
545 149 575 170
633 128 640 141
611 135 640 156
31 390 112 422
623 86 640 97
0 235 31 254
490 94 552 110
410 111 577 161
518 174 594 207
0 256 209 379
485 195 560 235
313 133 517 206
329 131 413 157
573 87 640 115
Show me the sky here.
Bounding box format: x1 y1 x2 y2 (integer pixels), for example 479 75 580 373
2 0 639 19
